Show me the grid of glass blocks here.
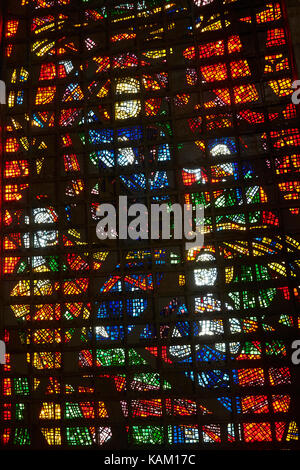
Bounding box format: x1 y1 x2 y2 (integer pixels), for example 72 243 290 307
0 0 299 448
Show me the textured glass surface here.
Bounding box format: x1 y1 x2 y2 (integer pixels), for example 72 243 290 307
0 0 299 449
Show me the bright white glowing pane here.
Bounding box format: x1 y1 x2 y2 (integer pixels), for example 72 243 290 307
197 320 224 336
32 256 47 270
23 232 30 248
98 427 112 445
194 268 217 286
194 0 214 5
211 144 231 157
95 326 109 338
169 344 191 357
172 327 182 338
59 60 74 74
115 100 141 120
116 78 140 95
33 208 57 224
219 162 235 173
118 147 135 166
229 318 242 333
194 253 217 286
33 230 58 248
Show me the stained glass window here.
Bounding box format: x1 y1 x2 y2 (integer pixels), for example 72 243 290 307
0 0 299 449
